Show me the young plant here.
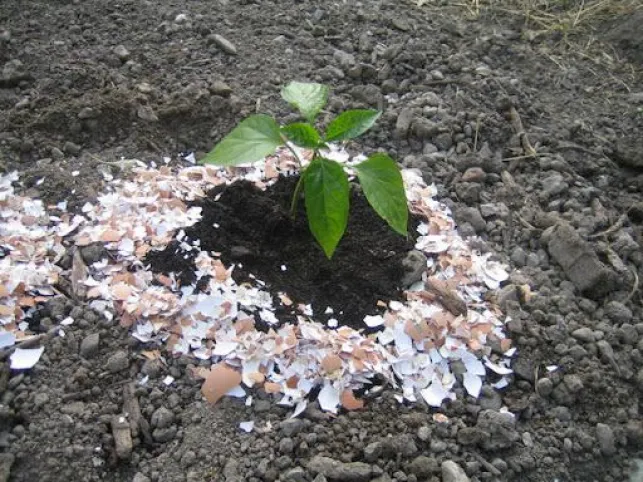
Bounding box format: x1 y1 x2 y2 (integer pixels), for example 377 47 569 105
201 81 408 258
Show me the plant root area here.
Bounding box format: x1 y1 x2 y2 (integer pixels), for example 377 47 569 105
0 0 642 481
147 176 418 330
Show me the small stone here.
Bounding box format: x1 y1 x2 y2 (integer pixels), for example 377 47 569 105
476 410 519 450
282 467 307 482
392 18 411 31
563 374 583 393
411 118 439 139
395 108 415 139
210 34 237 55
78 107 96 119
605 301 633 324
174 13 190 24
597 340 615 363
434 133 453 151
307 456 372 481
210 80 233 96
106 351 129 373
113 45 130 62
333 50 355 68
141 359 163 378
596 423 616 456
408 456 436 477
441 461 470 482
461 167 486 183
280 419 305 437
363 442 383 462
0 60 30 87
152 426 177 443
132 473 151 482
151 406 174 429
571 327 595 343
536 378 554 397
455 207 486 233
80 333 100 358
547 222 615 298
0 453 14 482
63 141 81 156
401 250 428 287
51 147 64 160
34 392 49 408
137 105 158 122
279 437 295 454
80 244 107 264
626 420 643 447
417 426 430 442
112 415 133 459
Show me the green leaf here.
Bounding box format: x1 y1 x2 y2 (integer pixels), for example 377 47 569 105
354 153 408 236
281 123 323 149
325 109 381 142
281 82 329 123
201 115 283 166
303 157 350 258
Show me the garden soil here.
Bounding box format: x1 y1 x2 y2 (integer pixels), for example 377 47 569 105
1 1 643 482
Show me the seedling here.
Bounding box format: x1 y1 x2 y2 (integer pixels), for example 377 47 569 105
201 81 408 258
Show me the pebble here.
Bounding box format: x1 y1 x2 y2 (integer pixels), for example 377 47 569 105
51 147 64 160
132 473 151 482
279 437 295 454
536 378 554 397
401 250 428 287
113 45 130 62
279 419 306 437
282 467 307 482
307 456 371 481
547 222 615 298
455 207 486 233
137 105 158 122
152 426 177 443
210 80 233 96
0 453 14 482
476 410 519 450
408 456 436 477
596 423 616 455
571 327 595 343
563 374 584 393
434 132 453 151
151 406 174 429
417 426 431 441
62 141 81 155
210 34 237 55
78 107 96 119
605 301 633 324
461 167 486 183
394 108 414 139
112 415 133 459
34 392 49 408
80 333 100 358
441 461 470 482
106 351 129 373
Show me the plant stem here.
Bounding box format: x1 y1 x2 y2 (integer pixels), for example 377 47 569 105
290 172 305 218
282 140 317 219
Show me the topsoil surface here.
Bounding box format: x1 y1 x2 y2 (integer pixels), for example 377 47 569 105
1 1 643 482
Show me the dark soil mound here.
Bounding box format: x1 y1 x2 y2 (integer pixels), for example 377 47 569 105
147 175 418 330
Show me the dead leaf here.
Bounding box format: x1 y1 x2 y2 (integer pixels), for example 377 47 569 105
201 363 242 404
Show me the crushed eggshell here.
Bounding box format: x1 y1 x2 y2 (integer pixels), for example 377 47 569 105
201 363 242 404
